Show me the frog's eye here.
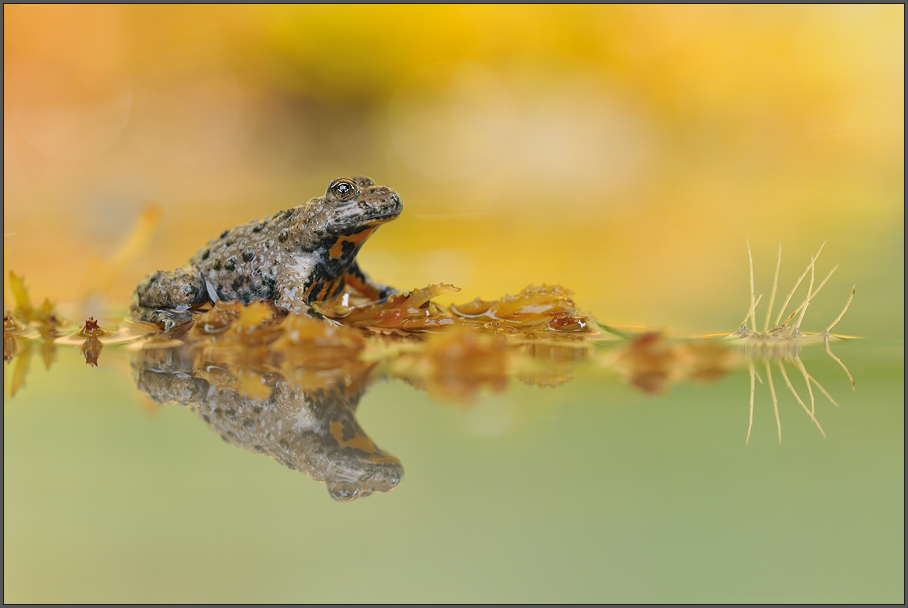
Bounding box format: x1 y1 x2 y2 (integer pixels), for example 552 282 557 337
327 480 361 502
327 178 359 203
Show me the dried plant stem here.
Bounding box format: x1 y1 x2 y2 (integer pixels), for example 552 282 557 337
736 242 855 444
825 286 856 334
789 266 839 330
763 242 782 333
780 309 799 329
774 242 826 328
793 255 817 330
739 294 763 331
747 240 757 329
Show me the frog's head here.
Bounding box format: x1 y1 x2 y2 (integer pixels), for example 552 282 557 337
290 177 403 266
325 465 404 502
297 176 402 259
321 417 404 502
318 176 402 234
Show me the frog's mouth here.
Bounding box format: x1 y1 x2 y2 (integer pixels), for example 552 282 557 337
328 212 400 234
365 212 401 226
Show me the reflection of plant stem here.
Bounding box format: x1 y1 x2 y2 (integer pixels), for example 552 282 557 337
736 242 856 444
825 333 855 389
744 348 848 444
794 356 817 418
778 359 825 438
747 359 756 444
808 371 840 408
764 359 782 444
10 339 31 398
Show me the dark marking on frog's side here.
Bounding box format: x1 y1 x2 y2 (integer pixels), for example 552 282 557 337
131 176 402 329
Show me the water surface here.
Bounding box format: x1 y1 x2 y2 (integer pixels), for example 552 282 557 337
4 335 902 603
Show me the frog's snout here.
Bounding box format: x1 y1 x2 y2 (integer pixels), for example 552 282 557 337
365 186 403 219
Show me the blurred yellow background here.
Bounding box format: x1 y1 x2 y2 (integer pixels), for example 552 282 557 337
4 5 903 335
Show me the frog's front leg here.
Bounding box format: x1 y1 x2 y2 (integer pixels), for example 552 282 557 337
272 257 326 319
130 268 208 330
344 261 399 302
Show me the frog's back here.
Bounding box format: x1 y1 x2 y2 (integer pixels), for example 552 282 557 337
189 208 304 305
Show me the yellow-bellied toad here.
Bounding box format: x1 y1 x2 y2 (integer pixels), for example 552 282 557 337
131 176 401 329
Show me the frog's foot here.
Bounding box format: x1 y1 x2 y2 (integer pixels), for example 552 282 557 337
130 305 195 332
273 291 325 321
305 306 325 321
129 292 195 331
345 262 399 303
375 286 400 304
131 268 208 330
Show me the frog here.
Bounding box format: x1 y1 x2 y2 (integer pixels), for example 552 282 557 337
131 176 402 329
132 344 404 501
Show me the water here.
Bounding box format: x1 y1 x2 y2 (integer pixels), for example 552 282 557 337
4 335 903 602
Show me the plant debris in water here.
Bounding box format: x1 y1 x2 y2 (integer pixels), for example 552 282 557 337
4 240 856 446
308 282 600 340
725 242 856 444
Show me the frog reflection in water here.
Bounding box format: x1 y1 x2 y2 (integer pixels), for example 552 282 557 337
131 177 402 329
132 348 402 501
